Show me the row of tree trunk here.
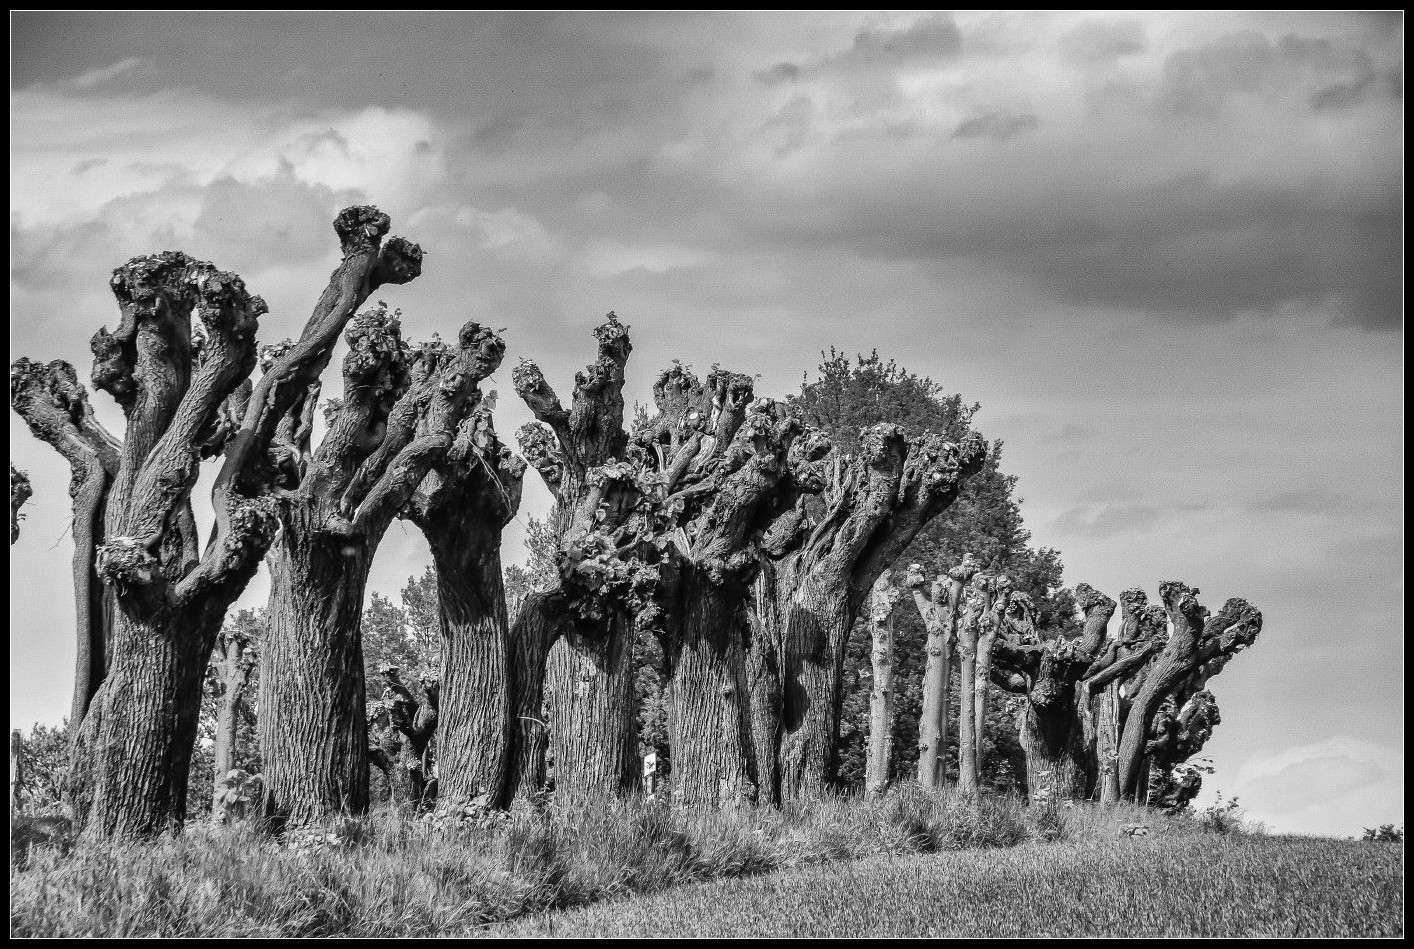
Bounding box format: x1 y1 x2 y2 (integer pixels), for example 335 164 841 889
861 571 1264 806
9 206 1264 839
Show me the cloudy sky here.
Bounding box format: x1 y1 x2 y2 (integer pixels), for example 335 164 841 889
9 11 1403 835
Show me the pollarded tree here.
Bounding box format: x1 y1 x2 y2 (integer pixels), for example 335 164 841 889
1115 582 1263 802
753 423 987 802
10 465 31 543
1079 587 1167 805
631 369 833 806
986 582 1118 799
10 361 120 731
258 313 504 827
209 608 262 823
510 314 646 802
10 205 423 839
404 402 525 805
905 556 977 788
863 570 902 800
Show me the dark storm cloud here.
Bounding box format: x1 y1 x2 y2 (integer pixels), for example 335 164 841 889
756 13 963 84
952 111 1040 141
1156 29 1401 118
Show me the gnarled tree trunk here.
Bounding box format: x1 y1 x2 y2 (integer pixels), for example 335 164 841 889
543 616 638 798
211 622 256 822
664 572 755 806
505 590 562 806
908 558 976 789
411 417 523 806
1116 583 1262 800
863 571 900 800
776 569 853 800
261 526 373 824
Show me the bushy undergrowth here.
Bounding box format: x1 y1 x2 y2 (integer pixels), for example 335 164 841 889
10 788 1258 937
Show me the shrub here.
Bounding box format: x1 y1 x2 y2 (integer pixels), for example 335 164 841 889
1361 824 1403 843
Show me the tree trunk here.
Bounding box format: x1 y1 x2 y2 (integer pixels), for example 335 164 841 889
211 637 252 821
1095 682 1122 805
427 524 513 805
777 571 852 800
1018 693 1086 801
864 575 899 800
505 591 561 806
11 729 25 813
260 512 372 828
745 565 783 806
68 606 213 839
543 616 637 798
665 575 754 807
956 621 980 796
973 596 998 778
914 580 960 789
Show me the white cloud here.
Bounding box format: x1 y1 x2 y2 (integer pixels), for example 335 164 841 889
1201 736 1406 837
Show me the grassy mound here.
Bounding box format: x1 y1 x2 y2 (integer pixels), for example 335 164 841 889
12 789 1269 937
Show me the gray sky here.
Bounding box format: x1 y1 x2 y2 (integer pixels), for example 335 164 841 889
9 11 1403 835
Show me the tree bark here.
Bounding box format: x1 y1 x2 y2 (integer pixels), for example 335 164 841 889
260 520 373 827
745 562 783 806
864 572 900 800
776 569 853 801
955 582 983 796
67 606 211 837
505 591 562 806
971 575 1003 775
544 616 638 797
427 521 513 805
664 572 754 806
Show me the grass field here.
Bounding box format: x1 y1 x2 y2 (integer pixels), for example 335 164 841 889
10 790 1404 938
497 835 1404 938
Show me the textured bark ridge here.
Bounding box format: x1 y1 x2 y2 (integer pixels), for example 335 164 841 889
10 205 423 839
10 465 31 544
907 556 977 788
864 570 902 800
758 422 989 801
1114 582 1262 802
405 398 524 808
989 582 1115 800
210 622 258 822
259 313 500 828
511 314 645 801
